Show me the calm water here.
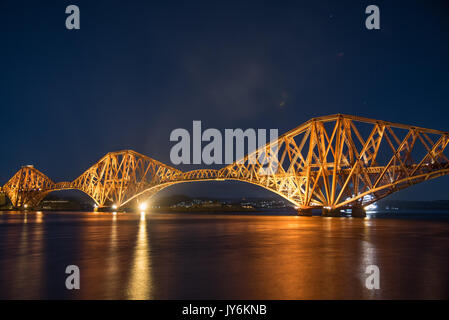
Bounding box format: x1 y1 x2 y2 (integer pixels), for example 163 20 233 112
0 211 449 299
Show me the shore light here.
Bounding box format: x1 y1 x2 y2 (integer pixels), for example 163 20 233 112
139 202 147 211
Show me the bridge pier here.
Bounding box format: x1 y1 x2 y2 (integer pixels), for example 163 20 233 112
297 208 313 216
351 207 366 218
0 192 6 207
321 207 342 217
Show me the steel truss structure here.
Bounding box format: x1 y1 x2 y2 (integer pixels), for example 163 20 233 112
2 114 449 210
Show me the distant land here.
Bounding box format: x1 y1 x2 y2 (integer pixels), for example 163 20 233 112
2 191 449 213
375 199 449 212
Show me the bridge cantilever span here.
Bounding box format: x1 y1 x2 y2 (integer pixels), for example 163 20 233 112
2 114 449 213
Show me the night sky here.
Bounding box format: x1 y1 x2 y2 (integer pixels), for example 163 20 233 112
1 0 448 200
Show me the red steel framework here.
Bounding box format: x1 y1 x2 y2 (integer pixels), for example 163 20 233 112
1 114 449 213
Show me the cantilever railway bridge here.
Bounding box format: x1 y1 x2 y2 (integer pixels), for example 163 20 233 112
2 114 449 216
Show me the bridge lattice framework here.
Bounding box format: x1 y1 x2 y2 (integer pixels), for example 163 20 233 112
2 114 449 211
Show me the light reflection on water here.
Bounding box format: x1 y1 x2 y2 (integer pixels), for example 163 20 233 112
126 213 151 299
0 211 448 299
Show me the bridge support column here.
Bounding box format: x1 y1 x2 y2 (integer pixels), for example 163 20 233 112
297 208 312 216
351 207 366 218
0 192 6 207
322 207 342 217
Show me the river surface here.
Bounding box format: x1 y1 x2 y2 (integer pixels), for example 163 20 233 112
0 211 448 299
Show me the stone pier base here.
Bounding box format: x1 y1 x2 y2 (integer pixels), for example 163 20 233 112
297 208 313 216
321 208 342 217
351 207 366 218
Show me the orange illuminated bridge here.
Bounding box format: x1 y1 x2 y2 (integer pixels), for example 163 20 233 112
2 114 449 217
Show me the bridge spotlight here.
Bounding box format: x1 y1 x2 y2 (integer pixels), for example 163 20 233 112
139 202 148 211
112 204 118 210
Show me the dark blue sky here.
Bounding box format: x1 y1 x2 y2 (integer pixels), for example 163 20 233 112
1 0 448 200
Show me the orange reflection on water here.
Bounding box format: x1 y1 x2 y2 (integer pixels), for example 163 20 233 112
13 212 45 298
126 214 152 299
35 211 43 223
